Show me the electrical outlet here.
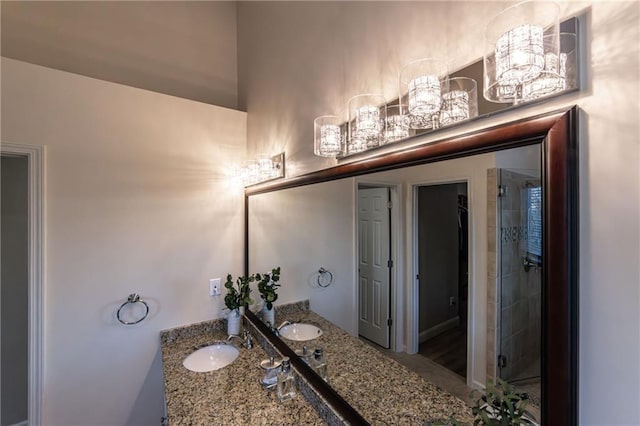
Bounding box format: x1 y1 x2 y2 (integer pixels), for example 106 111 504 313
209 278 221 296
449 297 456 307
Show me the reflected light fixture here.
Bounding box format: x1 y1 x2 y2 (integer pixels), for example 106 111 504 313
521 32 576 101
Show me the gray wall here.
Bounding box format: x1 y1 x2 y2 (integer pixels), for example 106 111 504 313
1 156 29 426
418 184 459 333
1 1 239 109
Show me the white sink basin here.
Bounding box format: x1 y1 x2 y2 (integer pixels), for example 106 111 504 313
279 323 323 341
183 343 239 372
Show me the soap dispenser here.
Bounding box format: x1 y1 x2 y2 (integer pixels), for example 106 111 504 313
259 356 282 390
277 357 296 402
294 346 313 366
313 348 328 382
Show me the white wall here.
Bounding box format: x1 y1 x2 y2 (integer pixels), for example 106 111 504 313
238 1 640 423
1 58 247 426
248 178 357 333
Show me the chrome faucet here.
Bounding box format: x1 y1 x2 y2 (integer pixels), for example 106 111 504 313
227 331 253 349
276 320 292 332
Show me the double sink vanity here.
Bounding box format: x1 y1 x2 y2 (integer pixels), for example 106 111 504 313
161 301 473 425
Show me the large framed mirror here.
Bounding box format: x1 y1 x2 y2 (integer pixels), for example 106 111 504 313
244 107 578 425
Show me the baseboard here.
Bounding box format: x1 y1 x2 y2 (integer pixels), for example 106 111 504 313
8 420 28 426
419 316 460 343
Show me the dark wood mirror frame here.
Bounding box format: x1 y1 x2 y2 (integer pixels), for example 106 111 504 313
244 106 578 426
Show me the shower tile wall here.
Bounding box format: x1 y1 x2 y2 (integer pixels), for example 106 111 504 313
486 168 541 383
486 168 498 381
499 169 541 381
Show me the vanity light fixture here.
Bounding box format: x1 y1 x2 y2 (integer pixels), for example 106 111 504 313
484 0 560 103
311 1 578 159
314 115 343 157
439 77 478 127
347 94 385 155
236 153 285 187
399 58 448 129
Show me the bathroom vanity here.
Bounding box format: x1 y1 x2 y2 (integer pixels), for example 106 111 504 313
160 316 324 425
160 302 473 425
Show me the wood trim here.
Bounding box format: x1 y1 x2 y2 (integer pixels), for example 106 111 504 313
245 109 565 197
1 142 45 426
244 107 579 426
542 108 579 426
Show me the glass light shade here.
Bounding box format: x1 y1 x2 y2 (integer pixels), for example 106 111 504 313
348 94 385 154
439 77 478 127
521 33 577 101
383 104 410 144
243 160 260 186
257 153 275 179
484 1 560 103
314 115 343 157
399 58 448 129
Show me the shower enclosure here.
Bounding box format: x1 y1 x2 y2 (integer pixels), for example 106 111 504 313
497 168 542 397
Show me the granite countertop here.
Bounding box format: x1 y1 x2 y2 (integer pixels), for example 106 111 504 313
160 319 324 425
277 309 474 425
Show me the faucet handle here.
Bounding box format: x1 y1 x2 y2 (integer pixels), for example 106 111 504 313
243 330 254 349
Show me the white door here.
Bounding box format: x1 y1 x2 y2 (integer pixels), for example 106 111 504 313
358 187 391 348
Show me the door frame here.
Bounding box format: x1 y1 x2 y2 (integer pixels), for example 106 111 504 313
409 177 474 386
354 180 403 352
0 142 45 426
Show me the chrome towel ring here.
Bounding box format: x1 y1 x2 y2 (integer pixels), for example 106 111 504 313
317 267 333 287
116 293 149 325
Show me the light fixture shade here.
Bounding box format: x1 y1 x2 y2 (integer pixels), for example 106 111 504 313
384 104 410 144
243 159 260 186
521 32 577 101
256 153 274 179
348 94 385 154
484 1 560 103
399 58 448 130
439 77 478 127
314 115 343 157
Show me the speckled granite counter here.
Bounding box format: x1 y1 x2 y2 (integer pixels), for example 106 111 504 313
275 308 474 425
161 302 474 425
160 319 324 425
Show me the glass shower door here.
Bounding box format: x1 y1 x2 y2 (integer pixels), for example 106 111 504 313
498 168 542 397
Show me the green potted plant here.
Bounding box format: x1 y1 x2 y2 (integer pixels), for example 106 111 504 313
224 273 255 335
255 266 281 326
470 378 535 425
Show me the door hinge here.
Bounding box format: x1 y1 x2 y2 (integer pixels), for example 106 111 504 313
498 185 508 198
416 274 419 280
387 259 393 268
387 318 393 326
498 354 507 368
387 200 393 209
